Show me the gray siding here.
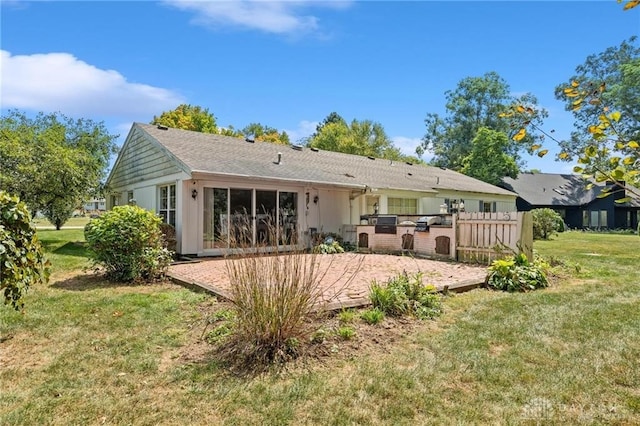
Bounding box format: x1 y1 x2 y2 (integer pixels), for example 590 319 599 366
109 128 184 189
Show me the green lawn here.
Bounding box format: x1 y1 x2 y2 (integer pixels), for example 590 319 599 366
32 216 91 228
1 231 639 424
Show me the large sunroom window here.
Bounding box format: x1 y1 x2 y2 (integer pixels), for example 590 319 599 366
203 188 297 249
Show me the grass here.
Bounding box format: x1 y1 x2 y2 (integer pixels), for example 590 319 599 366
1 231 639 424
32 216 91 228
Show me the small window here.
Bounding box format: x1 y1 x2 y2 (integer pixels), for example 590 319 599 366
388 198 417 215
159 184 176 227
481 201 494 213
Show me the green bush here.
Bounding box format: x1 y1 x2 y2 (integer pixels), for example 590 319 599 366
369 272 442 320
532 208 564 240
313 240 345 254
360 308 385 325
485 253 549 292
84 205 172 282
336 325 356 340
337 309 356 324
0 191 49 310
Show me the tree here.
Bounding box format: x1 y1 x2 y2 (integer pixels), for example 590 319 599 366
0 191 49 311
531 208 564 240
460 128 519 185
0 110 118 229
308 118 418 162
241 122 290 145
151 104 218 133
554 37 640 160
419 72 547 171
312 112 346 138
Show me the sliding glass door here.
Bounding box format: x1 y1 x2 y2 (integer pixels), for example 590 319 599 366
203 188 297 250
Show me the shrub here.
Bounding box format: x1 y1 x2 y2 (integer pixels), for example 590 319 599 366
336 326 356 340
0 191 49 310
532 208 564 240
337 309 356 324
313 240 345 254
84 205 172 282
360 308 385 325
369 272 442 320
485 253 549 292
221 218 327 368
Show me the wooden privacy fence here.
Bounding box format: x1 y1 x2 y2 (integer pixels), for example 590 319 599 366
454 212 533 263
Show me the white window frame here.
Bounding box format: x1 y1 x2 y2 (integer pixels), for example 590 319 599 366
159 184 176 227
387 197 417 215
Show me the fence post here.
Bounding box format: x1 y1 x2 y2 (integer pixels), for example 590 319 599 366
517 212 534 261
452 213 458 261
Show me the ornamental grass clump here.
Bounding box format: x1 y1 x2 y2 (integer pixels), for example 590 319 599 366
84 205 172 282
485 253 549 292
219 216 327 369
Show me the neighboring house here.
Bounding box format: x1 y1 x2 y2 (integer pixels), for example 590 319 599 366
82 198 107 212
106 123 517 256
501 172 640 230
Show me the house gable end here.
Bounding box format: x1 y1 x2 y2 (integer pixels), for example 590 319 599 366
107 124 189 189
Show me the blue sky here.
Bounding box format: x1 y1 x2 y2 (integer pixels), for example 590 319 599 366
1 1 638 174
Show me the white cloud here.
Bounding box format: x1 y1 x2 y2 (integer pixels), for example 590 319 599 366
0 50 184 118
164 0 351 35
392 136 429 160
284 119 318 144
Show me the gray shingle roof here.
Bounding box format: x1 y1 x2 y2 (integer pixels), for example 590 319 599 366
501 172 640 207
135 123 516 196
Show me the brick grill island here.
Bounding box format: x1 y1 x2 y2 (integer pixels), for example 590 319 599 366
356 224 455 259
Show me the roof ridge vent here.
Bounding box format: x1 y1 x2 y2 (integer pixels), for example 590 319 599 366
157 125 169 130
245 137 255 143
367 156 376 160
310 147 319 152
291 145 303 151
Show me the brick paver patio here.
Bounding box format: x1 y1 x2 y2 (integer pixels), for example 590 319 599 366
168 253 488 310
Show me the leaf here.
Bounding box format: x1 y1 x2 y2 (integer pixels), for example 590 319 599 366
615 197 632 204
628 141 639 149
623 0 639 10
559 152 570 160
589 99 601 105
571 80 580 88
537 149 548 158
612 169 625 180
623 156 636 165
610 111 621 122
513 128 526 141
585 183 594 190
516 105 525 113
530 144 541 151
573 166 583 173
585 146 597 157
